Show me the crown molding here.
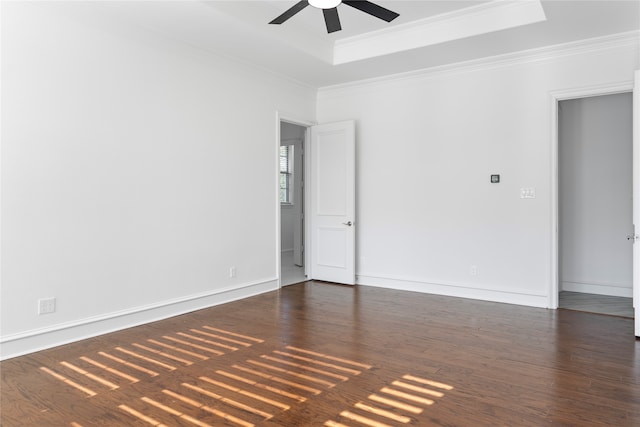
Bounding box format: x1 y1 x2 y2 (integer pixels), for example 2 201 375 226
319 30 640 97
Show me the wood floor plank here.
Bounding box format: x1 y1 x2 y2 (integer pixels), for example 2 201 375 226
2 281 639 426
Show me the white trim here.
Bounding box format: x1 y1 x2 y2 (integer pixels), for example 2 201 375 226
279 113 316 128
0 0 3 360
304 126 313 280
320 31 640 97
634 70 640 337
357 274 548 308
550 81 635 309
0 278 277 360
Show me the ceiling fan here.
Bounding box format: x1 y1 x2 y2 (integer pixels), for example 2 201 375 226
269 0 400 34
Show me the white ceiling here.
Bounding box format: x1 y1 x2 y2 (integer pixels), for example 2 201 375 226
55 1 640 88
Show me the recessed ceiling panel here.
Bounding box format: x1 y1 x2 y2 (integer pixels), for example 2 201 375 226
264 1 490 39
333 0 547 64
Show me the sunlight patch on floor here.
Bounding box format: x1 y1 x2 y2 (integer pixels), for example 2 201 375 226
325 374 454 426
35 331 393 426
115 345 374 426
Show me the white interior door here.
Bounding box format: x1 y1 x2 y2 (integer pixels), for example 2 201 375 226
309 120 356 285
634 70 640 337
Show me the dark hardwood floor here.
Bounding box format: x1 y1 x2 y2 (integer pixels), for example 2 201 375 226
2 281 639 426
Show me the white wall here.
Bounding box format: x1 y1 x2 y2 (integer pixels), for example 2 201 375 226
2 3 638 360
317 36 639 307
559 93 633 297
0 2 315 359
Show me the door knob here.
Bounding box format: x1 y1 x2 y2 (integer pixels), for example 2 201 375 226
627 234 638 242
343 221 353 227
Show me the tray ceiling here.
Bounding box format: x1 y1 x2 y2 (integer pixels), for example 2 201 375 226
34 1 640 87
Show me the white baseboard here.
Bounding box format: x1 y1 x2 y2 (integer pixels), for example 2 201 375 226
561 281 633 297
356 274 549 308
0 279 278 361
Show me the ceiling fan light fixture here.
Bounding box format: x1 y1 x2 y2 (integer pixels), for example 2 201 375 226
269 0 398 33
309 0 342 9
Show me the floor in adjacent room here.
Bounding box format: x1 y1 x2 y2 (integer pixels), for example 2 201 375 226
559 291 634 318
280 250 306 286
2 282 639 426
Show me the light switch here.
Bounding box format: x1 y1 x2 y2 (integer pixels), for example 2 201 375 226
520 187 536 199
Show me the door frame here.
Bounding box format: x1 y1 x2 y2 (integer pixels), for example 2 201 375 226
549 81 635 309
275 112 315 287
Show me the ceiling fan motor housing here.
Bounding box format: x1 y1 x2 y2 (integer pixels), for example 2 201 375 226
309 0 342 9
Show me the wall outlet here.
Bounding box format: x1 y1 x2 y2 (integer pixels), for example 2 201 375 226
229 267 237 278
520 187 536 199
38 297 56 315
470 265 478 276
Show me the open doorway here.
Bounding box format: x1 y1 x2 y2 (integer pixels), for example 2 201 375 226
277 118 357 287
557 92 634 318
280 121 307 286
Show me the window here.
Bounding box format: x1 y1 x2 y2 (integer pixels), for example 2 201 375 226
280 145 293 204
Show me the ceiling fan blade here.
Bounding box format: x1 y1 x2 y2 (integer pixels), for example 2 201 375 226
323 7 342 33
342 0 399 22
269 0 309 25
